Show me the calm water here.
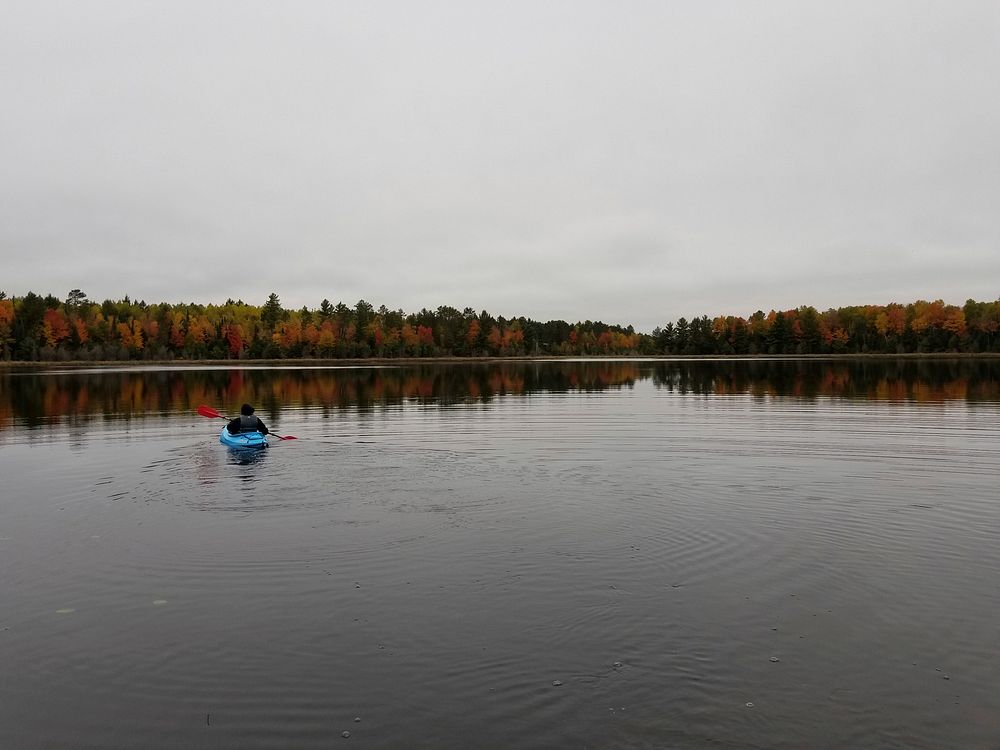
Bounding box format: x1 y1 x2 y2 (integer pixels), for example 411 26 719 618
1 359 999 749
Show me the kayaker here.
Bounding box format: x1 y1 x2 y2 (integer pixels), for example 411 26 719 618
226 404 269 435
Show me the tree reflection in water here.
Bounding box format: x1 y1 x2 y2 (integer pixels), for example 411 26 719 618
1 359 998 432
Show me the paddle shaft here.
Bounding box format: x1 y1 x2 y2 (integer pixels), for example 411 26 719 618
197 405 296 440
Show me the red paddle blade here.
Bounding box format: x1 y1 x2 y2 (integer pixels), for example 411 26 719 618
274 434 297 440
197 405 224 419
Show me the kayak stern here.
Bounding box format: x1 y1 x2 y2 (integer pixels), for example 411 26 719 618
219 428 268 449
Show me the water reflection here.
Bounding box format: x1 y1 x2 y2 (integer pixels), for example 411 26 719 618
227 446 269 468
648 357 1000 401
1 359 998 431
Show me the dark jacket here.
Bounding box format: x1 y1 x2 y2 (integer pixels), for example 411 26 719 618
226 414 269 435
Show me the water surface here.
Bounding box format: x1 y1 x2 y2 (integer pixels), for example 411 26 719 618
1 360 999 749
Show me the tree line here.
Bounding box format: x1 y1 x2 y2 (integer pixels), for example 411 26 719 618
651 299 999 355
0 289 998 361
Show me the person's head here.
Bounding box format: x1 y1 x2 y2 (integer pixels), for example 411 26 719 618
240 403 254 416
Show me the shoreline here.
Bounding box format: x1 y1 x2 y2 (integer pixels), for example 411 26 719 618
2 352 1000 369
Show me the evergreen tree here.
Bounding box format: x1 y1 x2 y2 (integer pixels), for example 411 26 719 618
261 293 283 331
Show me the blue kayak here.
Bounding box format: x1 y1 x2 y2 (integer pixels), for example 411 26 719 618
220 427 268 449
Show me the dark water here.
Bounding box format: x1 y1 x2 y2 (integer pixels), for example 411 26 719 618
1 359 999 749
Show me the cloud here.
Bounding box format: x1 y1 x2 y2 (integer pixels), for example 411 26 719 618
1 1 998 332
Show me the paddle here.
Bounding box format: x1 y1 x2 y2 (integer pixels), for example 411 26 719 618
197 404 297 440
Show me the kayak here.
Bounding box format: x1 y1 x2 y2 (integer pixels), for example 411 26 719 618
219 427 268 449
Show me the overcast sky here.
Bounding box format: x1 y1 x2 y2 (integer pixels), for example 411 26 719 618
1 1 998 331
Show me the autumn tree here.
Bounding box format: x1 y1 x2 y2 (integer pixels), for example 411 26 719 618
0 298 15 359
465 318 481 353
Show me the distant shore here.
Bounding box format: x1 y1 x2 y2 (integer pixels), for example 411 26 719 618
3 352 1000 369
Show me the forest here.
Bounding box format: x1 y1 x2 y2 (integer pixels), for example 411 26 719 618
0 289 998 361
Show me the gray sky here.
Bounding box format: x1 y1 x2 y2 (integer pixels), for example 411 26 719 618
2 0 998 332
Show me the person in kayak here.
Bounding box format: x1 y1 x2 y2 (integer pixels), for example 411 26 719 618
226 404 269 435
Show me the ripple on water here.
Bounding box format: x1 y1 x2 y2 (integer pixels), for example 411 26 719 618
3 383 1000 749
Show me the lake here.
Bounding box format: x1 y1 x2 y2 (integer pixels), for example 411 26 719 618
1 359 999 749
